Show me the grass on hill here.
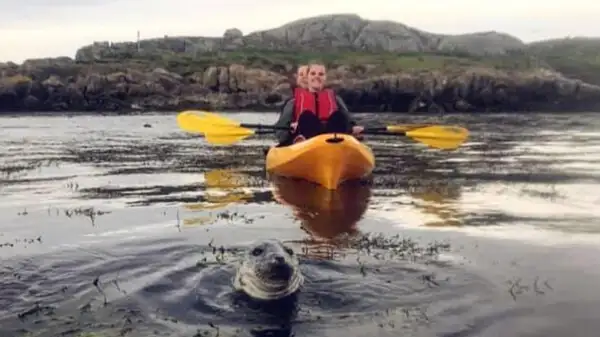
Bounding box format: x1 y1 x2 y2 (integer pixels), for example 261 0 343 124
79 48 543 76
527 38 600 85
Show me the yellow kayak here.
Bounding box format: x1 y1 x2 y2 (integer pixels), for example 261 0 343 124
265 133 375 190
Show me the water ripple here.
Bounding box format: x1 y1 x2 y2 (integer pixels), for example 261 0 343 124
1 112 600 337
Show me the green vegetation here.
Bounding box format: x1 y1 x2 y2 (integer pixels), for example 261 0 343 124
69 37 600 85
527 38 600 85
79 48 543 76
0 74 32 85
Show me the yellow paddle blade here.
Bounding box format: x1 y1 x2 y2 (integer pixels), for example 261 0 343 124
192 111 242 127
201 125 256 145
178 110 222 120
405 125 469 150
386 124 433 132
177 110 242 134
179 110 210 116
177 111 228 134
176 111 255 144
178 110 242 129
204 132 255 145
177 111 206 134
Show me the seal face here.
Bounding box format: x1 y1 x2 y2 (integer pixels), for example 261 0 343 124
233 239 303 300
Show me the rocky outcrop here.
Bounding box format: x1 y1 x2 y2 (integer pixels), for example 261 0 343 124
75 14 526 62
3 14 600 114
2 57 600 113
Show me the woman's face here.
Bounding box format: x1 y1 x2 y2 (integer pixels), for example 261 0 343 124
296 66 308 88
308 64 326 91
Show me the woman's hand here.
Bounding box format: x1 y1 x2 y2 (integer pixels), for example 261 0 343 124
293 135 306 143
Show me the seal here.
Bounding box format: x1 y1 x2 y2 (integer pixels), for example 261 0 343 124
233 239 303 300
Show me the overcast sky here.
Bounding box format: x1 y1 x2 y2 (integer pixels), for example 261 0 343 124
1 0 598 63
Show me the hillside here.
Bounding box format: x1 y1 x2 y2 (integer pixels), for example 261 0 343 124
75 14 527 62
526 37 600 85
72 13 599 86
2 14 600 114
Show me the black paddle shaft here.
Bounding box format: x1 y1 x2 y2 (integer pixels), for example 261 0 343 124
238 123 408 136
239 123 288 131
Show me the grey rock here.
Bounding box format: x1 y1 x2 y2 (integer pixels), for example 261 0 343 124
74 14 526 62
1 57 600 113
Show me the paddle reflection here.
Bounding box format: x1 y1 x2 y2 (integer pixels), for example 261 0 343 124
408 179 464 227
182 169 255 227
371 142 466 228
270 175 372 260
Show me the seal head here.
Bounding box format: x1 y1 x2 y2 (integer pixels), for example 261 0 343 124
233 239 303 300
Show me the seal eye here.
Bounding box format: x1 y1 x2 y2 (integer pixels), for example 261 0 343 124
251 247 263 256
284 247 294 256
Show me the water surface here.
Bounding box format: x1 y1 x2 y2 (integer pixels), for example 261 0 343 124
1 112 599 337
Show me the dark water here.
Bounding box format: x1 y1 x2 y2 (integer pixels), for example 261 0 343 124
1 112 599 337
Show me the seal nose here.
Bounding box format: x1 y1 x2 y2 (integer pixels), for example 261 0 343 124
273 255 285 265
267 254 292 280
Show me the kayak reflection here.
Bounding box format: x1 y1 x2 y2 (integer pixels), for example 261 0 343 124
270 175 372 260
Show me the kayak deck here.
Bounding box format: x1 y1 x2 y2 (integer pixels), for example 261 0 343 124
265 133 375 190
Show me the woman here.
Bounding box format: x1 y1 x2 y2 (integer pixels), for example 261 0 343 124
273 63 363 146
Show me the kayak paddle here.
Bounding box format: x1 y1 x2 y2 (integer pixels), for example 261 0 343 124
176 111 271 145
176 111 469 150
178 111 432 133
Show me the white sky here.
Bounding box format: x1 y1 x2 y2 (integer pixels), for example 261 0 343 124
1 0 598 63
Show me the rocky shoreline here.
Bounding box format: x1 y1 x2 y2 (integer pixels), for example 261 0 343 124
2 13 600 114
2 56 600 114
